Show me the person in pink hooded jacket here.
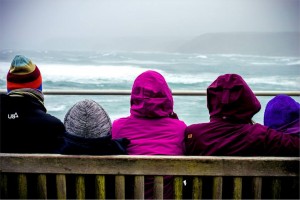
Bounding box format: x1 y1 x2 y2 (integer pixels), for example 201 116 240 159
112 70 187 199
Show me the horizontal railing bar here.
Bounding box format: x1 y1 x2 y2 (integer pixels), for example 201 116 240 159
1 154 299 176
0 89 299 96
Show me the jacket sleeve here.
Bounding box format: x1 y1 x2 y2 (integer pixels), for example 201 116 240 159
255 124 300 156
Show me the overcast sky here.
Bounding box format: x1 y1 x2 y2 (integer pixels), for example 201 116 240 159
0 0 299 50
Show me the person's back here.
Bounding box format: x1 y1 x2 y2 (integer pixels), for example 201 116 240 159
0 55 65 153
264 94 300 135
58 99 129 199
184 74 300 199
112 70 186 199
185 74 299 156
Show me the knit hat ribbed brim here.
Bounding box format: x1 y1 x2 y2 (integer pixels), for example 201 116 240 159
7 55 42 92
64 99 112 138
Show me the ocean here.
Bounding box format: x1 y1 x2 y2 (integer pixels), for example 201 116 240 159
1 50 299 125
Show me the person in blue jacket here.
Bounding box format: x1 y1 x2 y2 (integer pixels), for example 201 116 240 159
1 55 65 153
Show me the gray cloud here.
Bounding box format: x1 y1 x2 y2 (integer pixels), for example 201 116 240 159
0 0 299 50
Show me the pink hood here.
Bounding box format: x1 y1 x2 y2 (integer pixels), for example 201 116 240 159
130 70 173 118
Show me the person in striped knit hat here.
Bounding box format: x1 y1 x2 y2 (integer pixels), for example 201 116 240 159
0 55 65 153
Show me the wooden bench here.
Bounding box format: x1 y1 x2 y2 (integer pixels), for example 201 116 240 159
0 154 299 199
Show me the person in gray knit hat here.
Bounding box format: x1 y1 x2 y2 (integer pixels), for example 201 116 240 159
64 99 112 138
58 99 129 199
59 99 129 155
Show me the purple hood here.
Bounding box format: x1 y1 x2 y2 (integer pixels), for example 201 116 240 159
264 94 300 134
207 74 261 123
130 70 173 118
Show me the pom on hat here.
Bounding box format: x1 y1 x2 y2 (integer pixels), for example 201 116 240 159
264 94 300 129
64 99 112 138
7 55 42 92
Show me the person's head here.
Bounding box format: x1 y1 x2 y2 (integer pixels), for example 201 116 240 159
130 70 174 118
7 55 42 93
264 94 300 130
207 74 261 123
64 99 112 138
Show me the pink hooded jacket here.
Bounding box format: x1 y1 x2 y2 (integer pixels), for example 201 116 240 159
185 74 299 156
112 70 186 155
112 70 186 199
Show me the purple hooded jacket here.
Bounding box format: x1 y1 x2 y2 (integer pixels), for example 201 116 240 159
112 70 187 198
185 74 300 156
264 94 300 135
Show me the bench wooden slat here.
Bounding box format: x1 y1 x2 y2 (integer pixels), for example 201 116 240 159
1 154 298 176
271 177 281 199
192 176 203 199
233 177 242 200
154 176 163 199
134 175 144 199
0 154 299 199
17 173 27 199
56 174 67 199
76 175 85 199
95 175 105 199
212 176 223 199
115 175 125 199
174 176 183 199
252 177 262 199
0 174 8 199
37 174 47 199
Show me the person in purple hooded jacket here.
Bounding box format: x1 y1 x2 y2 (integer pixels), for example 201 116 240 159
185 74 299 157
184 74 300 199
112 70 187 199
264 94 300 135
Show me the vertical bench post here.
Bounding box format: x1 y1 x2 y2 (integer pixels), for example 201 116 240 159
252 177 262 199
115 175 125 199
56 174 67 200
37 174 47 199
134 175 144 199
17 173 28 199
95 175 106 199
192 177 203 200
212 176 223 199
154 176 163 199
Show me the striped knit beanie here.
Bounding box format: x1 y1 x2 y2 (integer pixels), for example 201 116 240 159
64 99 112 138
7 55 42 92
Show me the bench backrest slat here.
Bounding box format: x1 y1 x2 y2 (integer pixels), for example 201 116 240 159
0 154 299 199
1 154 299 176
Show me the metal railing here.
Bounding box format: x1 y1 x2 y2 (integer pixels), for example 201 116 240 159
1 89 300 96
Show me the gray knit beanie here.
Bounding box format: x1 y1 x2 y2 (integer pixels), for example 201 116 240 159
64 99 112 138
